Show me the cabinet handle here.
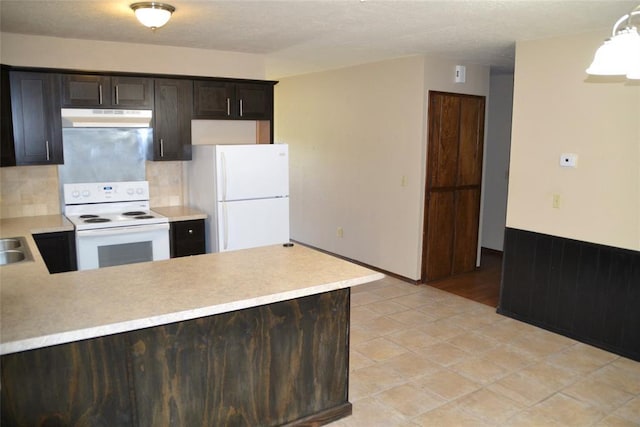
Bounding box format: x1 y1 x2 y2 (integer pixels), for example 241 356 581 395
115 85 119 105
226 98 230 116
239 99 244 117
45 140 50 161
160 139 164 157
99 84 103 105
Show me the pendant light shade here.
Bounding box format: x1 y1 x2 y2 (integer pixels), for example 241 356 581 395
131 2 175 30
586 5 640 81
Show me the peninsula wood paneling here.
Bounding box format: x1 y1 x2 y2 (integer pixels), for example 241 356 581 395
498 227 640 361
128 290 349 426
0 335 133 427
1 289 351 427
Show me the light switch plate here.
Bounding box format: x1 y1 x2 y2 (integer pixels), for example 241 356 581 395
560 153 578 168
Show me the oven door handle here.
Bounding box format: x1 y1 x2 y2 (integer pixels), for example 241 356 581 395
76 223 169 237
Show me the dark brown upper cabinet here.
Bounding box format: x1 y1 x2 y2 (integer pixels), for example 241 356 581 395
61 74 153 109
193 81 273 120
152 78 193 161
2 70 63 166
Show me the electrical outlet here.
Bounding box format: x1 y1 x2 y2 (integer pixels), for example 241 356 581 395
553 194 560 209
401 175 408 187
336 227 343 238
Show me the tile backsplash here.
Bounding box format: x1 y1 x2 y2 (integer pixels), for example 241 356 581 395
146 161 184 208
0 162 185 219
0 165 60 219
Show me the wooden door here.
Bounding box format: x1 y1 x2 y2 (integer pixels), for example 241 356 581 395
422 91 485 282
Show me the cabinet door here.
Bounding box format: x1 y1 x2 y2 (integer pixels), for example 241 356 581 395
111 76 154 108
236 83 273 120
153 79 193 161
61 74 111 107
1 67 16 166
33 231 77 273
170 220 205 258
193 80 235 118
9 72 63 165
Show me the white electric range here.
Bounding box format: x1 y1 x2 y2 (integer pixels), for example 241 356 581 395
64 181 169 270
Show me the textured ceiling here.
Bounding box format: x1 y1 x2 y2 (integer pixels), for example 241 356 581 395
1 0 637 78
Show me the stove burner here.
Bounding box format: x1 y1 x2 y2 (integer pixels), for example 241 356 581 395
84 218 111 223
123 211 147 216
79 214 99 219
135 215 155 219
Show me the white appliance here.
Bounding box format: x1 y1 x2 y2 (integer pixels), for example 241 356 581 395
188 144 290 253
64 181 170 270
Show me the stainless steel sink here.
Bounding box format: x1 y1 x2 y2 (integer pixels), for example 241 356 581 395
0 237 32 266
0 238 20 250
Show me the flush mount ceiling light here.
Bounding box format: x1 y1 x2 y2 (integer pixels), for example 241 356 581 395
130 2 175 30
586 4 640 80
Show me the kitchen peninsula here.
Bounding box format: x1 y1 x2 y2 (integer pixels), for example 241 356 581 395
0 215 383 426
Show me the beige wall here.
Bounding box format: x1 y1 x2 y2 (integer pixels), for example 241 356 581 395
482 72 513 251
508 31 640 251
0 33 265 79
275 56 490 280
0 33 267 217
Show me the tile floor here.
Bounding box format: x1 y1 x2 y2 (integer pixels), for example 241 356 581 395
329 276 640 427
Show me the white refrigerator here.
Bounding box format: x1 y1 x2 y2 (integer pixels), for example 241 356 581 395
188 144 290 253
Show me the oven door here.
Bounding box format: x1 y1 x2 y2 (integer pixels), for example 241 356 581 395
75 223 170 271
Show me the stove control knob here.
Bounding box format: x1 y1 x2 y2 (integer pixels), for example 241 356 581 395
136 188 144 195
127 188 134 195
72 190 80 198
82 190 90 198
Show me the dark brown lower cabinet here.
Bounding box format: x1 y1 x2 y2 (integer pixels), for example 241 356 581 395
169 219 205 258
33 231 77 273
1 289 351 427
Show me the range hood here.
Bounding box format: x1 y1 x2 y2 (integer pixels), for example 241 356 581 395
61 108 153 128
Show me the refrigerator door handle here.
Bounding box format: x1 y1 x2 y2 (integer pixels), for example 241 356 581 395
222 203 229 250
220 152 228 201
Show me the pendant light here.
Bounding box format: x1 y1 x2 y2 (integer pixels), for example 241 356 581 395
130 2 175 30
586 5 640 80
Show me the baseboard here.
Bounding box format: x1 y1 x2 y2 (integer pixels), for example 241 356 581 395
290 240 420 285
481 246 503 256
283 402 352 427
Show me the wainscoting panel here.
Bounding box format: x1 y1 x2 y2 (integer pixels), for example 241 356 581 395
498 228 640 361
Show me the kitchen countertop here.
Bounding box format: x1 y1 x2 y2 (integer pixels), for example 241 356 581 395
0 215 384 356
153 205 207 222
